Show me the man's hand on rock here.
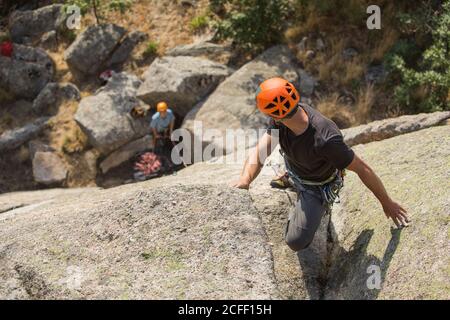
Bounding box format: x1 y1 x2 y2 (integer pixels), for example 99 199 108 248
230 178 250 190
382 199 410 228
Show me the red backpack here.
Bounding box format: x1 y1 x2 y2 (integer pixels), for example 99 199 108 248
0 41 13 57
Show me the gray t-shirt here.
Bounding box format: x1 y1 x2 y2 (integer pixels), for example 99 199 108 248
150 109 175 133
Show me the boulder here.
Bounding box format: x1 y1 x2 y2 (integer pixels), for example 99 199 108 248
166 41 231 61
32 151 68 185
38 30 58 51
105 31 147 67
64 24 127 75
32 82 81 115
316 38 325 51
0 44 54 100
0 117 49 151
298 69 316 97
325 126 450 299
100 135 153 174
296 37 308 52
182 45 299 154
75 72 150 154
8 4 65 44
342 111 450 147
0 99 34 120
137 56 231 116
28 140 54 159
0 184 279 299
365 64 387 84
342 48 358 61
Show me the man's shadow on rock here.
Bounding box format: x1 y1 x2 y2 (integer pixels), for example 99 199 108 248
297 223 402 300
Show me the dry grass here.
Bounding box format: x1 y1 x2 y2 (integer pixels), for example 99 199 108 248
285 1 404 124
46 101 87 154
312 38 364 86
370 27 399 62
317 85 375 128
316 93 355 128
354 84 375 124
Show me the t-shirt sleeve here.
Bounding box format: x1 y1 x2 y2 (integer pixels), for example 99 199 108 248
320 135 355 170
150 113 158 129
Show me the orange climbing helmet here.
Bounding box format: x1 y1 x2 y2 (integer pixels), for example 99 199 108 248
156 101 168 112
256 77 300 120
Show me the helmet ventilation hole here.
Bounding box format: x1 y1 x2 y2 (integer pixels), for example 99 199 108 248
265 103 276 110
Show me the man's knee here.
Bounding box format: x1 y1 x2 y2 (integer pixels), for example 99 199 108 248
285 228 314 252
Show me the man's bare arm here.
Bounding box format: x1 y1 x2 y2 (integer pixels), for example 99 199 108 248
346 154 410 228
232 133 276 189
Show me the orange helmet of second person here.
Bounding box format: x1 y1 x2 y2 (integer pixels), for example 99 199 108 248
256 77 300 120
157 101 168 113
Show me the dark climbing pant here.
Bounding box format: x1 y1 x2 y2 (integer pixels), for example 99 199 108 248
284 182 332 252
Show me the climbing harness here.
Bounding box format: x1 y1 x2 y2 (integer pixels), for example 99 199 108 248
281 149 344 209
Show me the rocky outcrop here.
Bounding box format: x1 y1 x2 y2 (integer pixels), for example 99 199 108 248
342 111 450 147
8 4 66 44
182 45 299 154
32 150 68 186
32 82 81 115
325 125 450 299
0 117 49 151
0 44 54 100
75 72 150 154
64 24 127 76
0 184 279 299
166 41 231 62
365 64 387 84
0 121 448 299
137 56 231 116
105 31 147 67
298 69 316 97
38 31 58 51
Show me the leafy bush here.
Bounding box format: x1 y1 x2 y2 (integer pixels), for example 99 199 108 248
143 41 159 57
0 32 10 43
190 15 209 32
212 0 292 51
386 1 450 112
108 0 133 14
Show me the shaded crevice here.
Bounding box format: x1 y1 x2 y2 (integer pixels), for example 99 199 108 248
247 191 280 298
318 214 337 300
0 204 26 214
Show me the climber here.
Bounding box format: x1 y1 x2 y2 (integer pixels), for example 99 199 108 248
232 77 410 252
151 101 175 150
150 101 175 171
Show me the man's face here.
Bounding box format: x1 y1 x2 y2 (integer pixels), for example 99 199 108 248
160 110 167 118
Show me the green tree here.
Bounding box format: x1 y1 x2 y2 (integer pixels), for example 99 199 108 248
212 0 292 51
386 1 450 112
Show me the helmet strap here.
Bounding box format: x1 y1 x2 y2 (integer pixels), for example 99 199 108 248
282 105 299 120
